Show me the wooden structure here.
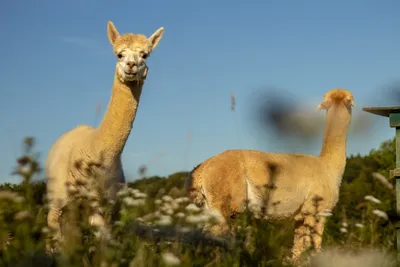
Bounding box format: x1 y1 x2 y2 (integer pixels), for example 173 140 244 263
363 106 400 262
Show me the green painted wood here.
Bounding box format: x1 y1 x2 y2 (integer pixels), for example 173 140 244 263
397 178 400 263
390 169 400 178
391 113 400 128
394 128 400 263
397 128 400 170
396 229 400 265
363 106 400 117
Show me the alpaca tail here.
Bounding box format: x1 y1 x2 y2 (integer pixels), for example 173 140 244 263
185 164 206 207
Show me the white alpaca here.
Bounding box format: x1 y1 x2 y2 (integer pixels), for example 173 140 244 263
45 21 164 247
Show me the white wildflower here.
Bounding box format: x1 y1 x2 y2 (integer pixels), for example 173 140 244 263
123 197 135 206
128 188 137 194
318 209 333 217
108 200 116 205
161 202 172 209
156 215 172 226
175 197 190 204
162 195 174 203
154 211 162 217
114 221 124 227
89 213 105 228
175 212 185 218
169 200 180 210
204 210 225 224
340 227 348 233
160 203 174 214
186 214 208 225
142 212 158 221
89 246 97 253
15 196 25 203
14 210 31 221
355 223 364 228
133 191 147 199
364 195 381 204
179 227 191 233
0 190 23 203
185 203 201 212
341 222 348 228
162 207 174 215
372 172 394 190
18 166 31 176
162 252 181 266
133 199 146 206
372 209 388 220
123 197 145 207
90 201 100 209
117 188 130 198
155 199 162 205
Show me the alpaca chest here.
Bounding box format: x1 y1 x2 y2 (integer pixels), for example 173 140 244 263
69 156 124 201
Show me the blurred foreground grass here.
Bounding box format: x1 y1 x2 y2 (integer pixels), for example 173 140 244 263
0 137 397 267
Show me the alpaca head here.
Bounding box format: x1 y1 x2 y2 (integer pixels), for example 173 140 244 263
317 88 355 111
107 21 164 83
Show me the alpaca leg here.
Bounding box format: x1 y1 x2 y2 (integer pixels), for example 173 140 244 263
46 206 63 252
291 219 307 260
291 216 313 261
303 215 316 251
48 207 62 237
311 217 326 253
203 207 229 236
89 213 111 239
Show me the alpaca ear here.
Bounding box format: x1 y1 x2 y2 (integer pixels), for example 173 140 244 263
317 99 331 111
107 21 120 46
343 97 355 108
148 27 164 50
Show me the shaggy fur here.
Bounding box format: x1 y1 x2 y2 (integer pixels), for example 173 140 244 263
185 88 354 261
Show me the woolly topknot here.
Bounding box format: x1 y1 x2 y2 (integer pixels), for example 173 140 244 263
317 88 355 110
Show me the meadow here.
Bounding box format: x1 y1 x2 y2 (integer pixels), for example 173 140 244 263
0 136 397 267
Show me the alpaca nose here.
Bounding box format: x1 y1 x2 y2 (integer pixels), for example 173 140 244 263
127 61 136 68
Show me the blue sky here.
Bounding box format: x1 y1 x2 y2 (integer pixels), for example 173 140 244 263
0 0 399 183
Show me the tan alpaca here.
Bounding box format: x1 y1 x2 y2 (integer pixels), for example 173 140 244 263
45 21 164 244
185 88 354 260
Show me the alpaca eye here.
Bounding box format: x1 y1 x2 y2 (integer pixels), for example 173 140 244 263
117 53 123 59
142 53 148 59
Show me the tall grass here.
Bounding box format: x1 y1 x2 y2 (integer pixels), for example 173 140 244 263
0 137 396 267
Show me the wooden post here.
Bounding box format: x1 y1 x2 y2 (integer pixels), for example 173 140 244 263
363 106 400 263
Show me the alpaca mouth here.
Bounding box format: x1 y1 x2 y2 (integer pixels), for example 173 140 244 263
124 71 137 76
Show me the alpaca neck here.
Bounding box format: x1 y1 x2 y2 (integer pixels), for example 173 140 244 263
95 73 144 159
319 103 351 182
